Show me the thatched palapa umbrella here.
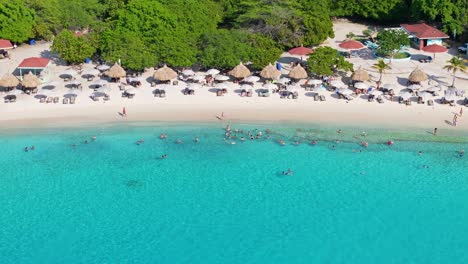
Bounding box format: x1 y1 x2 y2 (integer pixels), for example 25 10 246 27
260 63 281 80
0 73 20 89
107 63 126 79
288 64 308 80
21 72 41 89
229 62 251 79
153 65 177 81
408 67 428 83
351 67 370 82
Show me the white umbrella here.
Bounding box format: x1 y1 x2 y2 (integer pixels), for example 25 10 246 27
216 83 229 89
444 94 456 101
37 89 52 96
187 83 201 89
96 87 111 94
243 76 260 83
309 79 322 85
214 75 229 81
69 80 81 87
338 88 353 95
278 77 290 84
7 89 22 96
207 69 220 75
240 84 253 90
82 69 100 76
182 69 195 76
418 91 430 100
263 83 277 90
191 75 205 82
64 89 81 97
382 83 395 90
331 80 346 88
40 81 59 89
354 82 367 89
399 91 412 100
96 65 110 71
61 69 77 77
425 86 441 92
125 87 138 94
92 80 107 87
408 84 421 90
370 90 383 96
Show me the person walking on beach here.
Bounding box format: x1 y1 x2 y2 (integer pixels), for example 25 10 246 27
122 107 127 118
460 107 463 117
453 114 458 127
433 128 438 136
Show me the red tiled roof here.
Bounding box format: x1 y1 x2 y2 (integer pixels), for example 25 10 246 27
18 57 50 68
400 23 449 39
0 39 13 49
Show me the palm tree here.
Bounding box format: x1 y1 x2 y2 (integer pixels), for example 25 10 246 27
443 56 467 87
372 59 391 85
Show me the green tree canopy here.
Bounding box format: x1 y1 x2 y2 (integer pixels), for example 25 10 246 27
0 0 35 43
51 30 95 64
307 46 353 76
376 29 410 60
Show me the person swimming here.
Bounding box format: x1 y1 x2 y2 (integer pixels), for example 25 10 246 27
24 147 28 152
177 139 182 144
30 145 35 150
361 141 368 148
161 154 167 159
460 149 465 157
279 139 285 146
91 136 97 141
240 137 245 142
282 168 293 176
160 134 167 139
194 137 199 143
311 140 317 145
418 151 423 156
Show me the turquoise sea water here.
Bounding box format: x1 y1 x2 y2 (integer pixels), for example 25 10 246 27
1 123 467 263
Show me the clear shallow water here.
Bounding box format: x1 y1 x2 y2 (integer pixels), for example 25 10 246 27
1 123 467 263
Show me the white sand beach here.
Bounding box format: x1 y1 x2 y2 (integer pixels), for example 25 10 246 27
1 20 467 130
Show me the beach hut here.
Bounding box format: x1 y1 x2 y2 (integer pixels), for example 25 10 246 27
153 65 178 81
351 68 370 82
408 68 428 84
21 72 41 89
107 63 126 81
288 64 308 80
260 63 281 80
17 57 50 76
229 62 251 79
401 23 449 50
0 73 20 90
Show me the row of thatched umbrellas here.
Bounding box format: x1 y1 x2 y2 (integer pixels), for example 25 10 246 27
350 67 428 83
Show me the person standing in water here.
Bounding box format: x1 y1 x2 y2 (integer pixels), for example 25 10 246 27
433 128 438 136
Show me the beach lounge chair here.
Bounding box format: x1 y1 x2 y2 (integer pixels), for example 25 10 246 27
70 97 76 104
46 97 53 104
119 83 126 91
53 97 59 103
320 95 326 101
4 96 9 103
151 81 156 87
377 96 384 104
104 94 110 101
405 100 411 106
314 94 319 101
154 89 160 97
217 89 223 96
91 95 100 101
247 89 253 97
160 90 166 98
9 96 16 103
63 98 69 104
368 94 375 102
292 91 298 99
427 99 434 106
39 97 45 103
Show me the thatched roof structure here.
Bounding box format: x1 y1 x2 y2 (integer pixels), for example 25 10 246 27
260 63 281 79
351 67 370 82
21 72 41 88
107 63 126 79
288 64 308 79
408 68 428 83
229 62 251 79
0 73 20 88
153 65 177 81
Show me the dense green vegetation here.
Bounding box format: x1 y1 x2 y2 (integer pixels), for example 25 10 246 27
0 0 467 70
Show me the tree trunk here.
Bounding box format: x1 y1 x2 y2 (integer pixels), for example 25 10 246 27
452 75 456 88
